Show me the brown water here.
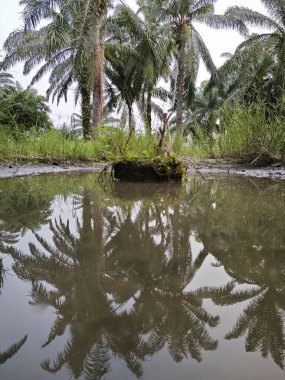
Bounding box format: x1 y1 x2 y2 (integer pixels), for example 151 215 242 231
0 173 285 380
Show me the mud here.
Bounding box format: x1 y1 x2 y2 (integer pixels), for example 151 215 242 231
185 158 285 180
1 159 285 180
0 162 105 178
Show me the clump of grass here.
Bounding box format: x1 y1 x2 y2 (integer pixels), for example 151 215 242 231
99 127 157 160
188 101 285 164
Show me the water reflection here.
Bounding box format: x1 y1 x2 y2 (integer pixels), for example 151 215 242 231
0 175 285 378
5 185 219 378
0 258 28 366
188 178 285 368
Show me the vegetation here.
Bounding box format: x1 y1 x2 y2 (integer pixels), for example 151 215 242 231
0 84 51 134
188 100 285 163
0 126 194 163
1 0 285 164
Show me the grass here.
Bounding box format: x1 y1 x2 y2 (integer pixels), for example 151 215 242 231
1 101 285 166
187 102 285 164
0 126 176 164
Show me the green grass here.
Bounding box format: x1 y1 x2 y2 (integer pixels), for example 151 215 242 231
0 128 103 162
187 102 285 163
0 127 161 163
2 101 285 166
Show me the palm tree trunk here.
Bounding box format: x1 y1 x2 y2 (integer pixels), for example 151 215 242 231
176 42 185 132
81 84 91 140
128 102 133 132
146 91 152 133
92 16 104 132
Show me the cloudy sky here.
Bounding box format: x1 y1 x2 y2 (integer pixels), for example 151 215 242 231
0 0 267 125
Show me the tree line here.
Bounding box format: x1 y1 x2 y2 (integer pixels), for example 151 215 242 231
1 0 285 139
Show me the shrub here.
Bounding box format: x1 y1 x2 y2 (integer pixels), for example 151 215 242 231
0 84 51 134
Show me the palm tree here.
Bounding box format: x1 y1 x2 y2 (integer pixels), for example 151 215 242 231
4 1 91 137
5 191 147 379
182 80 222 132
4 0 110 137
222 1 285 105
3 181 221 377
105 47 144 132
0 61 15 91
197 255 285 369
105 4 169 133
137 0 248 132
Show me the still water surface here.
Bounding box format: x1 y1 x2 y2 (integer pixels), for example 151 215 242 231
0 173 285 380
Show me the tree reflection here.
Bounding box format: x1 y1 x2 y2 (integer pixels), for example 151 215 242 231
0 258 28 366
189 178 285 369
0 336 28 366
5 187 218 378
105 200 218 363
0 174 100 249
7 192 146 379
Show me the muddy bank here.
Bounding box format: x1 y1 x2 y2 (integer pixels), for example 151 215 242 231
1 159 285 180
185 158 285 180
0 162 105 178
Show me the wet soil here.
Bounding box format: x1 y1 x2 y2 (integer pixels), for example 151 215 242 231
1 158 285 179
184 158 285 180
0 162 104 178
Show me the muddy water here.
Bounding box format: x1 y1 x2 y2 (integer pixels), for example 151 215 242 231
0 173 285 380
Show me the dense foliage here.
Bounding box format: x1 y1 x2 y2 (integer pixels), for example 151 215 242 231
1 0 285 162
0 84 51 133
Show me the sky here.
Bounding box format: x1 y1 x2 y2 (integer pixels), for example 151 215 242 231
0 0 267 126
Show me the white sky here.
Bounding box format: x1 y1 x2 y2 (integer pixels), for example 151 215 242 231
0 0 267 126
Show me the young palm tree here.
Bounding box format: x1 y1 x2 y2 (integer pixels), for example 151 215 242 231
105 3 169 132
105 47 144 132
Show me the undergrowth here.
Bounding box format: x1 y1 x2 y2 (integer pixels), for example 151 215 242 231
188 102 285 163
1 101 285 165
0 127 170 163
